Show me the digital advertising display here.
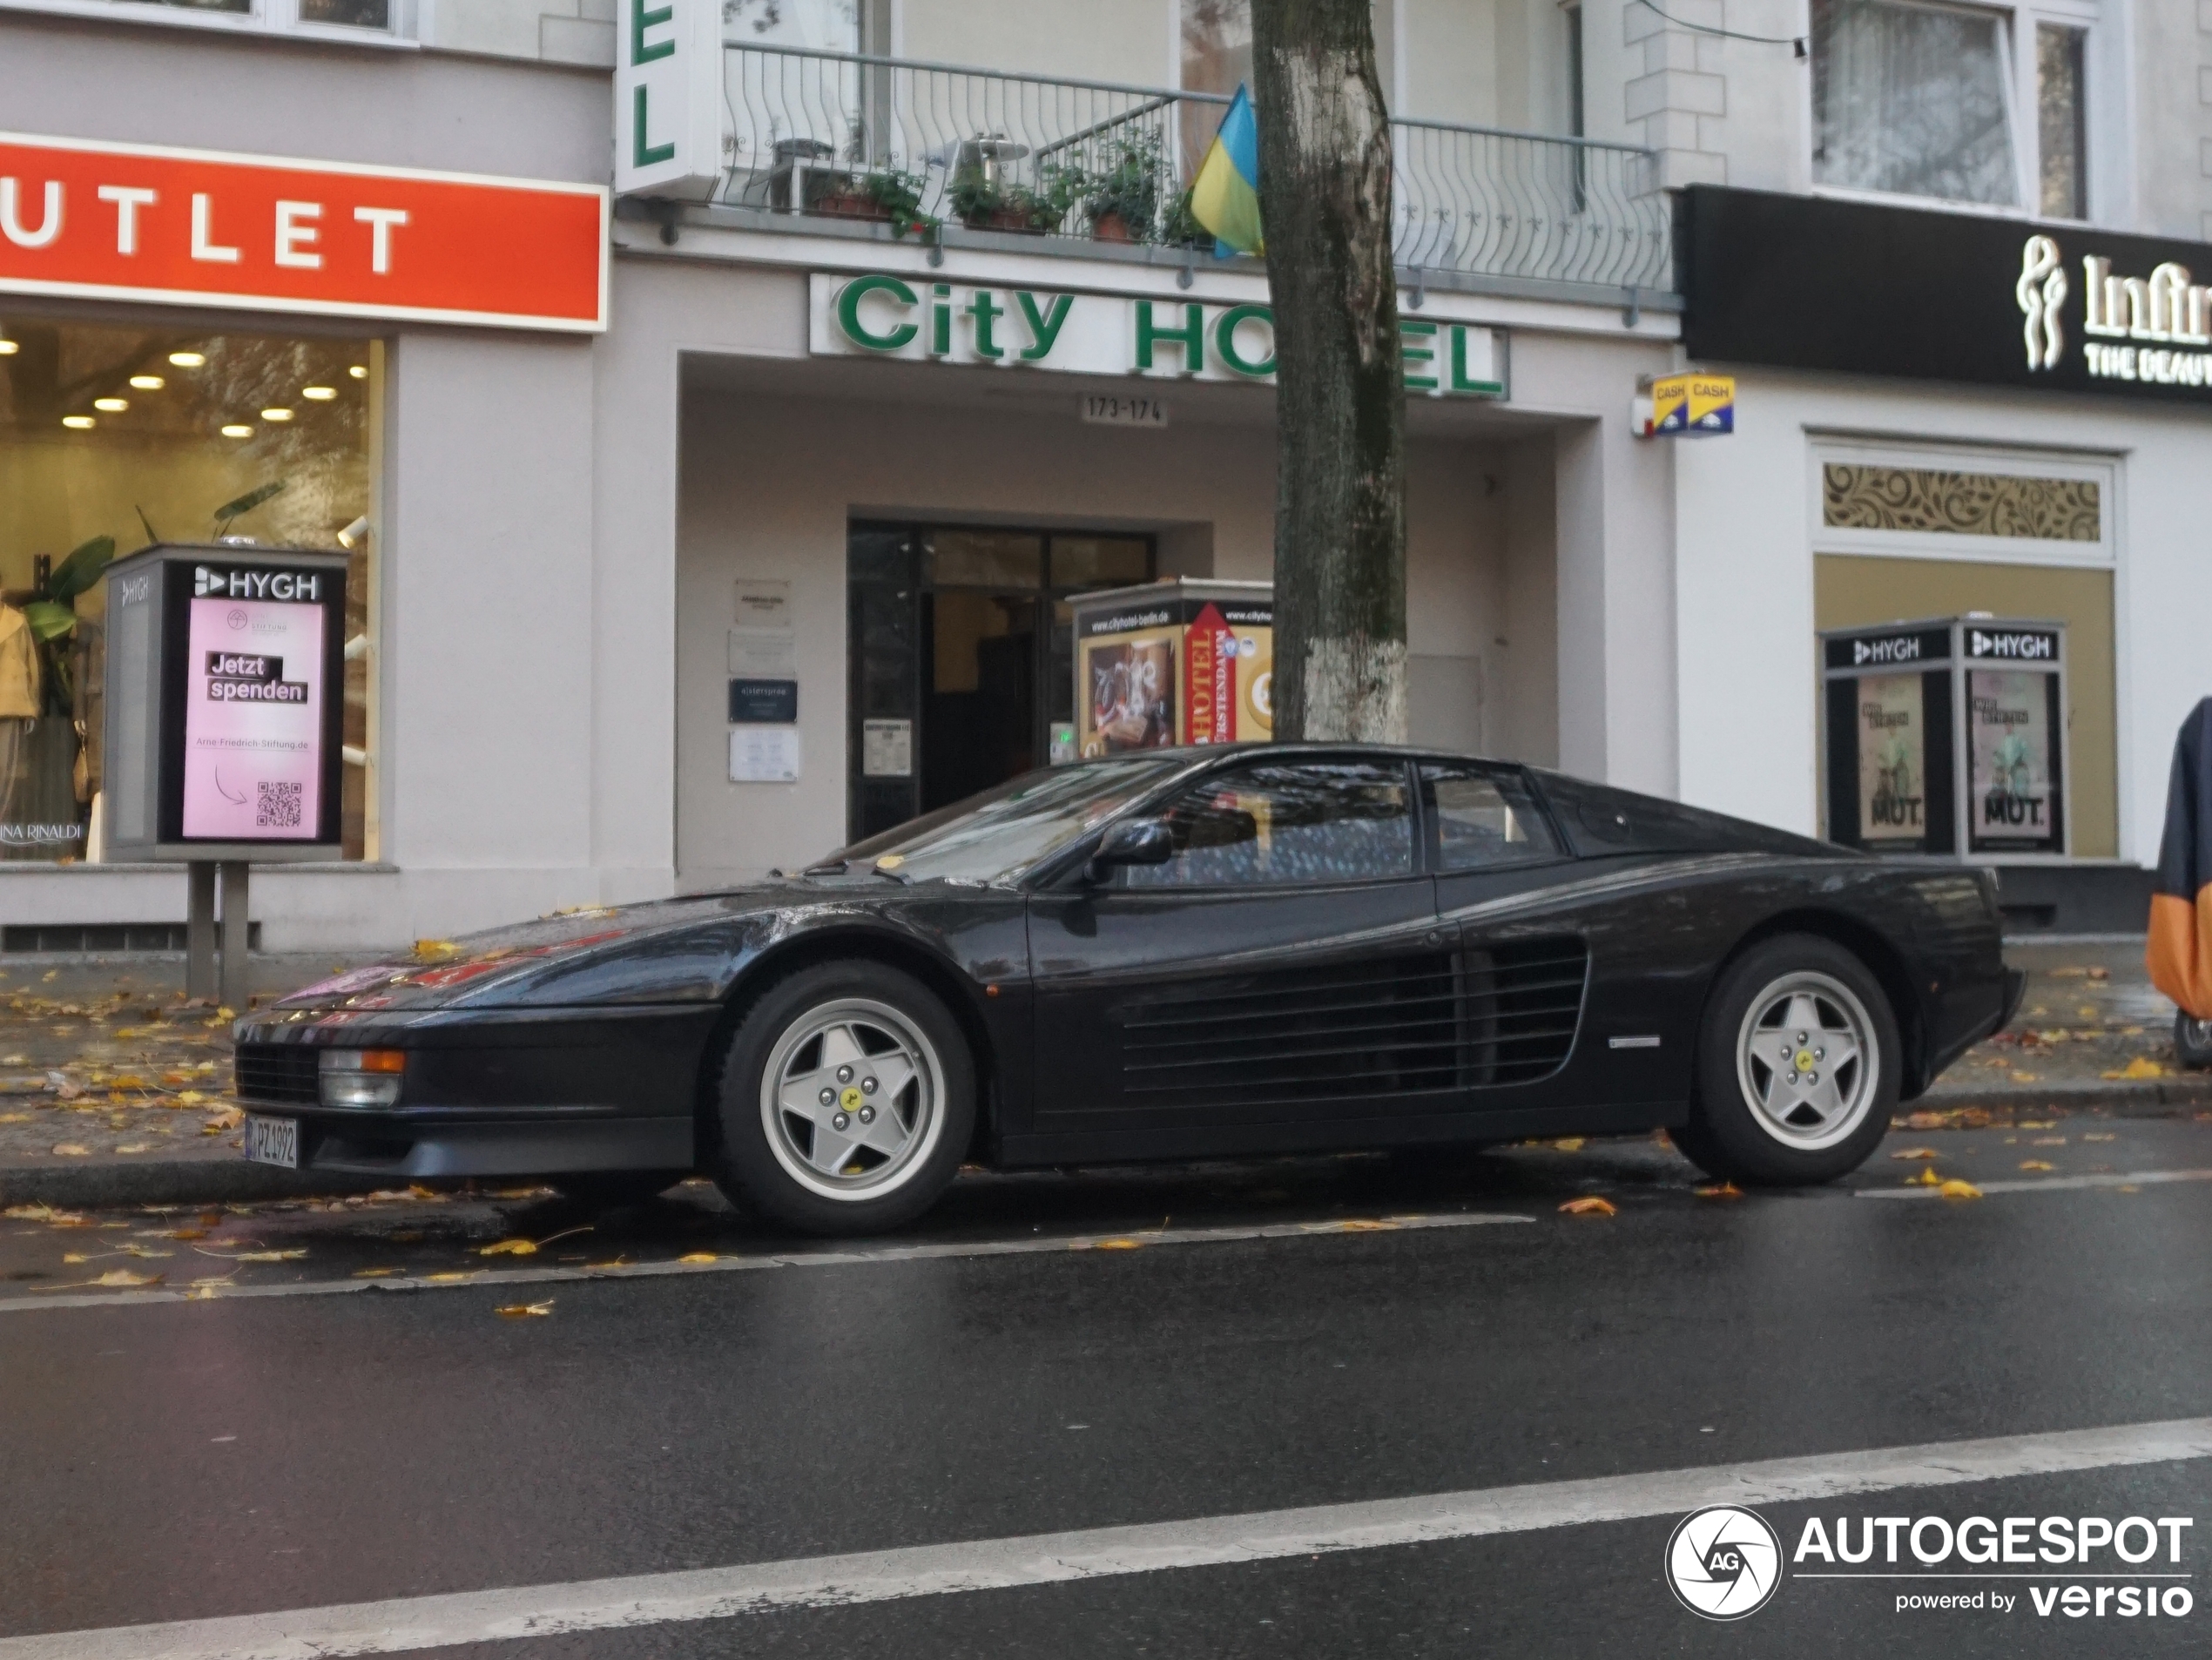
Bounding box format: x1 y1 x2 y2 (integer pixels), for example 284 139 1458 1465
180 589 327 840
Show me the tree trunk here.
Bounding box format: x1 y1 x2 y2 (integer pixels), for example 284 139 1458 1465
1250 0 1405 745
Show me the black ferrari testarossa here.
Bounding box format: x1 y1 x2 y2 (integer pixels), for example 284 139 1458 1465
233 746 2022 1233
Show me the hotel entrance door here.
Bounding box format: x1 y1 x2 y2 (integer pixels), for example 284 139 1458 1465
846 523 1153 842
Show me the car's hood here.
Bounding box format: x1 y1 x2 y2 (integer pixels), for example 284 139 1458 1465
266 887 808 1016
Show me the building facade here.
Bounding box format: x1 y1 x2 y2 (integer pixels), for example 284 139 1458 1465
0 0 2202 947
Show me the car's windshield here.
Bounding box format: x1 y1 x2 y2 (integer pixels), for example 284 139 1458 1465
829 758 1192 884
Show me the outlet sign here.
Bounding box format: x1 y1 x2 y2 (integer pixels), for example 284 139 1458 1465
808 273 1507 396
0 132 607 331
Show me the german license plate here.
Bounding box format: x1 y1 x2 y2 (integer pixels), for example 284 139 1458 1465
243 1114 299 1170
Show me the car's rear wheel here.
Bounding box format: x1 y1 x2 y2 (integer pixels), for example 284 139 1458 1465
2175 1011 2212 1070
550 1170 686 1210
1676 935 1899 1186
706 961 974 1235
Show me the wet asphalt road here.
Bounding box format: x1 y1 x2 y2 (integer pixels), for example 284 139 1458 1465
3 1115 2210 1658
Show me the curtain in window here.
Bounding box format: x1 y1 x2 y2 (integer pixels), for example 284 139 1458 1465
1811 0 2018 206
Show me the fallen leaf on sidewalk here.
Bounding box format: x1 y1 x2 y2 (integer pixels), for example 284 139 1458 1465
2018 1120 2057 1130
51 1144 90 1156
2082 1132 2116 1142
1910 1167 1945 1186
2009 1071 2039 1083
2019 1160 2057 1171
2102 1057 2165 1080
226 1250 307 1263
1089 1238 1144 1250
5 1205 76 1221
2032 1136 2067 1145
0 1113 28 1124
677 1252 718 1264
1939 1179 1983 1199
479 1238 538 1257
353 1267 401 1278
114 1144 153 1155
494 1301 552 1319
423 1271 477 1283
1890 1147 1942 1160
1695 1183 1743 1198
1559 1196 1616 1216
1551 1137 1587 1152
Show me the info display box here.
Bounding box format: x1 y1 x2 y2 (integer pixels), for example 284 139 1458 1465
103 544 348 861
1819 616 2069 860
1069 579 1273 759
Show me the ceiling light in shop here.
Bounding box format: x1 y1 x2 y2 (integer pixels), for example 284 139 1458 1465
62 415 94 429
301 386 337 401
93 396 127 413
260 407 294 422
347 365 368 380
168 351 207 368
0 339 17 355
220 424 253 439
129 375 165 390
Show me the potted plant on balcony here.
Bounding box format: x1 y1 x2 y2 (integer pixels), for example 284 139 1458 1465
952 159 1082 235
813 167 937 240
1082 132 1163 243
1161 186 1211 250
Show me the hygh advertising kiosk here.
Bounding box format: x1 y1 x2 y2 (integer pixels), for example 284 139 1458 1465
1068 579 1273 759
1819 616 2068 860
103 545 348 1008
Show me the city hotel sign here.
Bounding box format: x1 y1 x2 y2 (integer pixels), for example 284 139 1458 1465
0 132 608 331
1679 185 2212 407
807 273 1507 396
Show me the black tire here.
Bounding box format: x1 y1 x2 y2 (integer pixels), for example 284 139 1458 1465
550 1170 685 1210
706 961 974 1235
1675 934 1900 1187
2175 1011 2212 1070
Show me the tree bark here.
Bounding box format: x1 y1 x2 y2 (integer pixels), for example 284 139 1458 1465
1250 0 1405 745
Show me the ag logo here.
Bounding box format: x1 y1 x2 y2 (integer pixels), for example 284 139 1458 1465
1665 1505 1782 1620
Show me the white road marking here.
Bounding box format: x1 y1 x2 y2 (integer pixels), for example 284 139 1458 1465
0 1210 1532 1315
1858 1167 2212 1200
4 1417 2206 1660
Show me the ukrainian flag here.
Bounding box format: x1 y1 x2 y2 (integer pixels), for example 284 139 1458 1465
1190 84 1263 258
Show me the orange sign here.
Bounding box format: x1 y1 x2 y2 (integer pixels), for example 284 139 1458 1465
0 132 607 332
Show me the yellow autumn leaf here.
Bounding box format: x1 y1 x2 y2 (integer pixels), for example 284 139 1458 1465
177 1090 205 1106
63 1252 87 1264
2019 1160 2057 1171
2019 1119 2056 1129
2082 1132 2116 1142
2109 1057 2164 1080
1695 1182 1743 1198
1939 1179 1982 1199
1335 1219 1398 1232
353 1266 402 1278
227 1249 307 1263
2009 1071 2039 1083
413 939 461 961
495 1301 553 1318
95 1269 163 1286
1910 1166 1945 1186
478 1238 538 1257
1559 1196 1616 1216
423 1271 477 1283
1890 1147 1941 1160
115 1144 153 1155
1089 1238 1143 1250
2032 1136 2067 1146
1552 1137 1587 1152
51 1143 91 1156
678 1252 718 1264
0 1113 28 1124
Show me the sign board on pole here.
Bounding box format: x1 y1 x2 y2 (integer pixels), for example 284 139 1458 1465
614 0 725 200
102 545 348 862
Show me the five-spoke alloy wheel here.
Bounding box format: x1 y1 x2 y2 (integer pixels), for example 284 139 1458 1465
1677 935 1899 1186
709 962 974 1234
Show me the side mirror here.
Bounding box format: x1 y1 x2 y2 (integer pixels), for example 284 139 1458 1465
1085 817 1175 882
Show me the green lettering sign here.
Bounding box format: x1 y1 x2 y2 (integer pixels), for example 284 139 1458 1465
1015 291 1074 361
1399 318 1437 391
632 0 673 64
1214 304 1276 378
837 274 919 351
1449 325 1503 395
1135 300 1205 373
631 84 674 169
967 289 1006 361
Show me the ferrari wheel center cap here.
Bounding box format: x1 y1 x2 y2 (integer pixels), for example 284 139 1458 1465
840 1086 864 1110
1793 1049 1815 1073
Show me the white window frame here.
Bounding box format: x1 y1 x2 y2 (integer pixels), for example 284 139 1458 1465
0 0 419 48
1804 0 2106 226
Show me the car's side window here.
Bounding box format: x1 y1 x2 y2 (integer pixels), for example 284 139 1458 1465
1420 764 1561 870
1122 760 1415 887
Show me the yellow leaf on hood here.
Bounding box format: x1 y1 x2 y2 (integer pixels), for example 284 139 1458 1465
478 1238 538 1257
1559 1196 1616 1216
1939 1179 1982 1199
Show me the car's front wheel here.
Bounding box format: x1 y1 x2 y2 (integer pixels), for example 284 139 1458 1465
2175 1011 2212 1070
706 961 974 1235
1676 935 1899 1186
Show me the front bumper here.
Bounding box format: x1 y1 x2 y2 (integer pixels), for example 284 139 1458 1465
232 1002 718 1178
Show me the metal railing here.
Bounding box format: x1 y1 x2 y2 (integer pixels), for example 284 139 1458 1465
718 44 1673 295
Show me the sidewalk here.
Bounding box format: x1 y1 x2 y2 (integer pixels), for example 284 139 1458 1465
1 937 2203 1209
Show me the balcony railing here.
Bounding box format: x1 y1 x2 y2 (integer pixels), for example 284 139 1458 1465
717 45 1673 298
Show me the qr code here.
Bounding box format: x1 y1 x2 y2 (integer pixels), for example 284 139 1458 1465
256 781 303 829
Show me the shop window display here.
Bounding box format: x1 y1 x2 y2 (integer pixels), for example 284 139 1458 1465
0 318 378 861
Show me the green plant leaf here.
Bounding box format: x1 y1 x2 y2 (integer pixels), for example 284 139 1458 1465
22 599 78 641
211 480 287 529
46 535 115 605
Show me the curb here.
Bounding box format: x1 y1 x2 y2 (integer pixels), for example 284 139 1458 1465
0 1159 404 1211
1914 1076 2212 1117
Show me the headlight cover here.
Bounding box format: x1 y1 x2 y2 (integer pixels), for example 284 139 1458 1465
319 1048 405 1108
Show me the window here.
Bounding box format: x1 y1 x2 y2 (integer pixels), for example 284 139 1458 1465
1179 0 1253 174
0 318 380 862
1811 0 2019 207
2036 22 2087 219
1420 766 1559 870
0 0 407 37
1565 4 1585 140
1123 760 1413 887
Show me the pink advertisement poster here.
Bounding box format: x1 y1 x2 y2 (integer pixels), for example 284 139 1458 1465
181 595 325 840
